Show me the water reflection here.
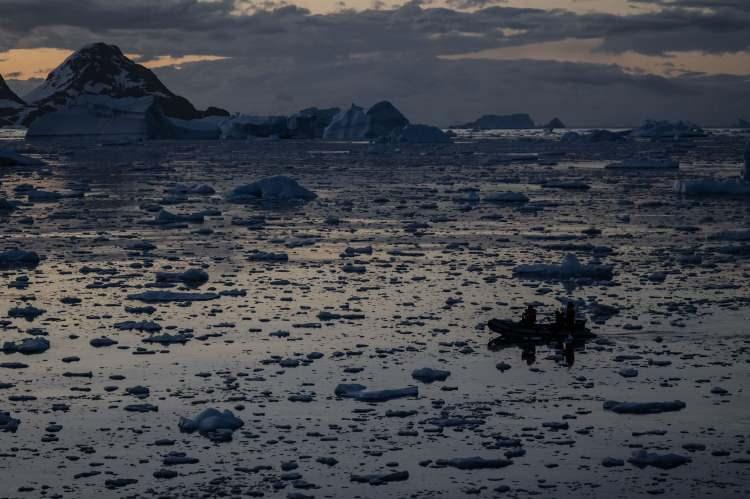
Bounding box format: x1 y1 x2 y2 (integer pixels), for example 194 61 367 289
491 337 581 368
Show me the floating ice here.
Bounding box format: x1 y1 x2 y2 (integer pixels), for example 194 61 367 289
323 104 369 140
334 384 418 402
603 400 686 414
513 254 613 280
411 367 451 383
0 411 20 432
0 249 40 269
484 192 529 203
395 124 450 144
127 291 220 302
1 337 50 355
155 268 209 285
227 176 316 204
0 149 45 166
179 408 244 441
435 457 513 469
674 179 750 197
633 120 705 139
351 470 409 485
628 450 691 469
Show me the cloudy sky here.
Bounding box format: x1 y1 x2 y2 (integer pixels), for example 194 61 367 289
1 0 749 126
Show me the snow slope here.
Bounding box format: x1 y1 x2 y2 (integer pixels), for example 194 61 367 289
23 43 227 126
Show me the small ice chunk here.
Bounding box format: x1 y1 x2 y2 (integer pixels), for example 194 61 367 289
411 367 451 383
179 408 244 439
603 400 686 414
628 450 691 469
0 410 20 432
127 291 219 302
0 249 40 269
435 457 513 469
227 176 316 204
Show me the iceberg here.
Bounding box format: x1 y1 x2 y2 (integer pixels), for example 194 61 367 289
562 129 630 143
674 179 750 197
324 101 410 140
365 101 409 138
323 104 369 140
544 117 566 129
287 107 340 139
226 176 316 204
394 124 451 144
26 95 221 140
219 115 289 139
633 120 705 139
219 107 340 140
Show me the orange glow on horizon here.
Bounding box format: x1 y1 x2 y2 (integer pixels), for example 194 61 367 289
0 48 228 81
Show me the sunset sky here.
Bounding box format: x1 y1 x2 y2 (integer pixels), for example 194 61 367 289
1 0 749 126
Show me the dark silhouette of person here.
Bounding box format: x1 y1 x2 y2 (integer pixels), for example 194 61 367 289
521 344 536 365
554 310 564 331
566 302 576 332
521 304 537 327
563 335 575 367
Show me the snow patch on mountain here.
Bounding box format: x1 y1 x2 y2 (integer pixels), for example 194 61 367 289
22 43 226 127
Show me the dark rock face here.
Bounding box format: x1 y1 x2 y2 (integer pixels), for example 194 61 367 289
288 107 340 139
204 106 231 117
23 43 222 126
0 75 25 108
453 113 535 130
365 101 409 138
0 74 27 125
545 117 566 129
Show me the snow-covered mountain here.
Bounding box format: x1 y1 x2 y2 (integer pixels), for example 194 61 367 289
0 74 27 126
23 43 227 126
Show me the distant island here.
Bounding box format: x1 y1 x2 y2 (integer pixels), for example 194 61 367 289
450 114 566 130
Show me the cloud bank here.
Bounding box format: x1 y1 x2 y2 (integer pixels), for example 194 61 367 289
0 0 748 125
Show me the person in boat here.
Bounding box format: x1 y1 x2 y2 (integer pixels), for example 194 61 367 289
554 310 564 331
563 334 575 367
566 302 576 332
521 343 536 366
521 304 537 327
